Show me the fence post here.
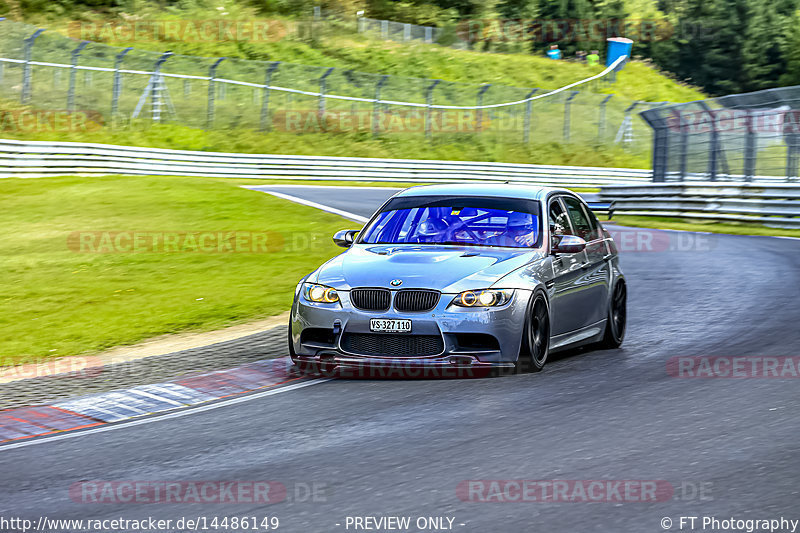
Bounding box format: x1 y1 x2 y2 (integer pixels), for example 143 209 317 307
678 111 689 181
744 109 757 181
318 67 335 123
21 28 45 105
697 102 718 181
425 26 433 43
523 88 539 144
111 47 132 123
425 79 440 140
597 94 613 143
358 17 365 33
260 61 280 132
381 20 388 39
476 84 491 133
206 57 226 130
150 52 172 122
373 74 389 138
652 125 669 183
67 41 89 112
786 134 799 182
563 91 579 142
615 101 640 148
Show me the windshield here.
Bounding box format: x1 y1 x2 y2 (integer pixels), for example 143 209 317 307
358 195 542 248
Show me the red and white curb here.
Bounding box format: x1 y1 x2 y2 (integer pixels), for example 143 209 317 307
0 357 304 445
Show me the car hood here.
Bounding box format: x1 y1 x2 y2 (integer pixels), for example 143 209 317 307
313 244 542 293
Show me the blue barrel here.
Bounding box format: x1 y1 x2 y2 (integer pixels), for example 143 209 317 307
606 37 633 68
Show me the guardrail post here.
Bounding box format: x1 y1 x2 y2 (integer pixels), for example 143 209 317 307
373 74 389 138
260 61 280 132
381 20 388 39
206 57 226 130
67 41 89 112
425 26 433 43
744 109 757 181
318 67 335 124
563 91 579 142
403 23 411 41
111 47 132 124
358 17 365 33
425 79 440 140
597 94 613 143
21 28 45 105
523 88 538 144
476 84 491 134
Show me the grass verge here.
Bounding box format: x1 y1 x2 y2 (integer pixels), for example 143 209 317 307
0 175 352 365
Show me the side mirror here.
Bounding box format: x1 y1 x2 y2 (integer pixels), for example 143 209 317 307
333 229 359 248
551 234 586 254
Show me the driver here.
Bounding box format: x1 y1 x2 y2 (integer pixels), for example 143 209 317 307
416 217 449 243
493 212 538 247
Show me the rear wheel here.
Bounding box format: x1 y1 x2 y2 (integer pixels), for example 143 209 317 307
516 293 550 373
598 280 626 348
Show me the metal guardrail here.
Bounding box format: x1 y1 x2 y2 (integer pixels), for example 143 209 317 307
0 139 651 186
599 182 800 227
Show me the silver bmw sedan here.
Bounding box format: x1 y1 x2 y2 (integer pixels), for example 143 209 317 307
289 184 626 376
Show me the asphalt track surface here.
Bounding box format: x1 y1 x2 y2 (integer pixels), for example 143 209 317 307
2 185 800 533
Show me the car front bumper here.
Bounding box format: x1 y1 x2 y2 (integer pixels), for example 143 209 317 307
290 288 533 373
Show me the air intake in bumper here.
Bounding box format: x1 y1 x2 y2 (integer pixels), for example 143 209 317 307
341 333 444 357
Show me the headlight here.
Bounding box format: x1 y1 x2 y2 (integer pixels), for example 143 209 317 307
451 289 514 308
303 283 340 304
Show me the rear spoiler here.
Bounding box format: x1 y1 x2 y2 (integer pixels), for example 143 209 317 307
586 201 615 220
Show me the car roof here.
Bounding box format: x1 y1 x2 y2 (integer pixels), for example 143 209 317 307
395 183 575 202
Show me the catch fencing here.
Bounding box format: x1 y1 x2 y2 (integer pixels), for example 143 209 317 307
641 86 800 182
0 19 662 152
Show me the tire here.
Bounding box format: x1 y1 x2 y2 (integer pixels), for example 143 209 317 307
598 279 626 349
516 292 550 373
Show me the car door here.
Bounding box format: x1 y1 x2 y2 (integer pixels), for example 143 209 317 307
563 195 611 326
548 195 592 335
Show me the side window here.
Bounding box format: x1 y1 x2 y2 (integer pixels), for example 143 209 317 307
562 197 594 241
548 198 573 236
580 204 602 242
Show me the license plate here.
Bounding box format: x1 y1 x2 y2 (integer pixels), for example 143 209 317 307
369 318 411 333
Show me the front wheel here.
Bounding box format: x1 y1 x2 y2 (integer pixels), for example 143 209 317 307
598 280 626 348
516 293 550 373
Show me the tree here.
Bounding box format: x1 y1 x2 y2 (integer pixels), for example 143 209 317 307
740 0 796 91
